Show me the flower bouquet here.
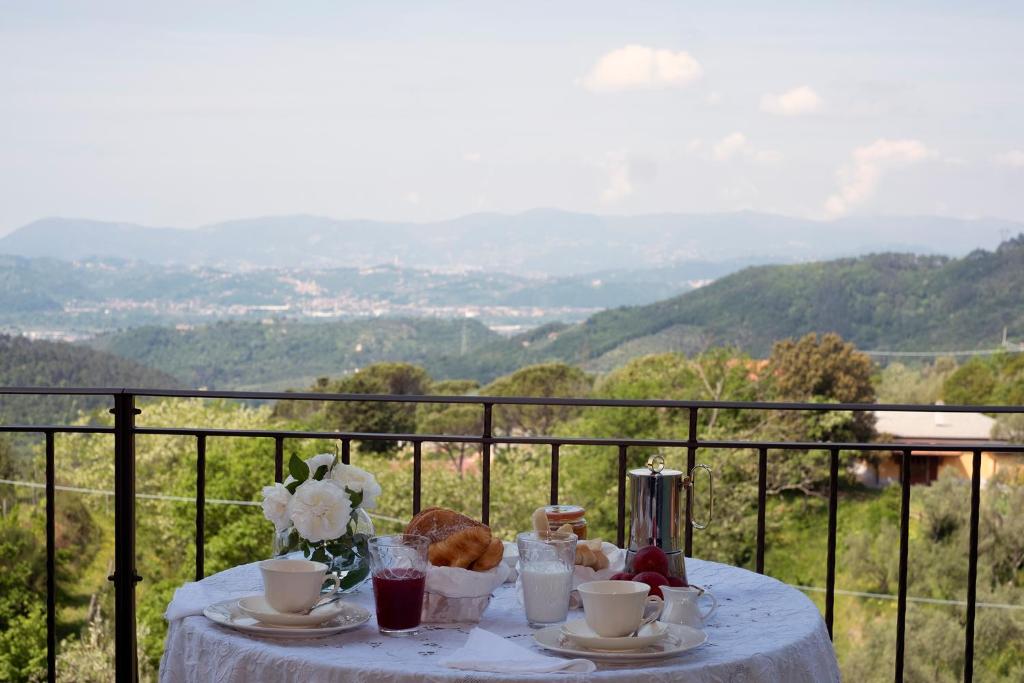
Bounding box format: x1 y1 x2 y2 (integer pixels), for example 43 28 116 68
261 451 381 590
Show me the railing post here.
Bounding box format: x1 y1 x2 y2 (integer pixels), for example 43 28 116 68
964 449 982 683
685 408 698 557
44 431 56 683
825 447 839 639
894 449 912 683
481 404 492 526
110 393 140 683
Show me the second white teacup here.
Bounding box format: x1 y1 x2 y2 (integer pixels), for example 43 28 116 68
577 580 664 638
259 558 340 613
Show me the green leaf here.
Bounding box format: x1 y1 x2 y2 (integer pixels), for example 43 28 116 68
339 563 369 590
309 545 329 563
289 454 309 482
348 488 364 509
312 464 329 481
285 480 300 494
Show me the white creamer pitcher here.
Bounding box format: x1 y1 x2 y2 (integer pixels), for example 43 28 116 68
660 585 718 628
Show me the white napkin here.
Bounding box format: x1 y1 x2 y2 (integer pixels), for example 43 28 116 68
441 627 596 675
426 562 511 597
164 562 263 621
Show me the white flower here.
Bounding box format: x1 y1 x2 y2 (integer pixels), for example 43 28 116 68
287 479 352 543
260 483 293 531
331 463 382 510
284 452 337 485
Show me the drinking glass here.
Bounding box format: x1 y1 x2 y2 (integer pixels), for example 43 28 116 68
516 530 577 627
368 534 429 636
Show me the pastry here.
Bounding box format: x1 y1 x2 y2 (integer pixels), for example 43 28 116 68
469 537 504 571
428 525 492 568
407 507 485 544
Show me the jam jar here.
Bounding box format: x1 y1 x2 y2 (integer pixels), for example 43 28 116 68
544 504 587 540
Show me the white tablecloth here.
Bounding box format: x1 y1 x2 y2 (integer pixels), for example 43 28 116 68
159 558 840 683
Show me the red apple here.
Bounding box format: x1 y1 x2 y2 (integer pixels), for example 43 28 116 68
666 576 688 588
608 572 635 581
632 545 670 577
632 571 669 599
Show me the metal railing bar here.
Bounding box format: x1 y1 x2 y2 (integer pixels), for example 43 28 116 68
195 435 206 582
274 436 284 484
110 393 139 683
8 425 1015 453
5 385 1022 414
616 445 627 548
794 585 1024 610
894 448 912 682
0 425 115 434
756 447 768 574
825 447 839 640
45 431 56 683
481 404 492 526
550 443 560 505
341 438 350 465
685 408 698 557
412 441 422 516
964 449 982 683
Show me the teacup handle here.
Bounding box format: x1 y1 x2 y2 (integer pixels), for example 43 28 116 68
325 571 341 594
700 589 718 621
640 595 664 628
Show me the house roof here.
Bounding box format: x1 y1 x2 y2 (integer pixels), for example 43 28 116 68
872 409 996 440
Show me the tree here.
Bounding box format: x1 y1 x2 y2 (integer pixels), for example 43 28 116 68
323 363 433 454
483 363 593 437
414 379 482 474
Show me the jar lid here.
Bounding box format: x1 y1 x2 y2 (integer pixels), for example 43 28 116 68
544 504 586 523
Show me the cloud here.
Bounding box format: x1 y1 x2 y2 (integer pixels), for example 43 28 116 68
711 132 783 164
462 152 482 163
994 150 1024 167
582 45 703 93
760 85 822 116
824 139 936 218
404 191 421 205
713 132 748 161
600 153 657 204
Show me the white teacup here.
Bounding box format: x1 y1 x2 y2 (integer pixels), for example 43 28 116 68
577 580 664 638
259 559 340 613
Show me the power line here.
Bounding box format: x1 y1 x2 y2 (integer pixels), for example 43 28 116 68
863 347 1022 358
0 478 407 524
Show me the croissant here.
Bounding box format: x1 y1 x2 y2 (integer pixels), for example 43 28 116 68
428 526 492 568
469 537 504 571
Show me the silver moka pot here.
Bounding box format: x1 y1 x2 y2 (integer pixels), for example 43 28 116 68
625 454 713 583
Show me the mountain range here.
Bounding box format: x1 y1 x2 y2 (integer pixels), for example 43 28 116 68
2 210 1018 275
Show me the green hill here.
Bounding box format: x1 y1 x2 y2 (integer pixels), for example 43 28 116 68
435 237 1024 380
84 318 501 389
0 334 181 424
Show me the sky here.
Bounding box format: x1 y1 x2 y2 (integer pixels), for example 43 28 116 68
2 1 1023 234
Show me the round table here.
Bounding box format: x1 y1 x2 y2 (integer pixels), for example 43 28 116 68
159 558 839 682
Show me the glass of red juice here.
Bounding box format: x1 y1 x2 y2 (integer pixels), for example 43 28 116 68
368 534 428 636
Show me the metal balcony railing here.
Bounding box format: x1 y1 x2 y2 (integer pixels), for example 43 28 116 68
2 386 1022 682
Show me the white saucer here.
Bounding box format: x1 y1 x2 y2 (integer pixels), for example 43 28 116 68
203 597 370 638
236 595 349 627
535 622 707 661
560 619 668 651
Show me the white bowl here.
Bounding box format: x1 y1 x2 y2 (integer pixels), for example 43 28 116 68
560 619 668 651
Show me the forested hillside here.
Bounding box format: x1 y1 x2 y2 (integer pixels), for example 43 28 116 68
0 335 180 424
84 318 501 389
436 237 1024 378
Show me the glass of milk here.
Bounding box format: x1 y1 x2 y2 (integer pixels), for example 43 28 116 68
516 530 577 627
